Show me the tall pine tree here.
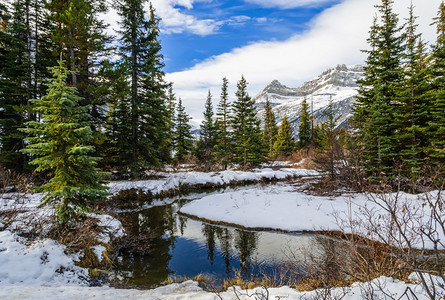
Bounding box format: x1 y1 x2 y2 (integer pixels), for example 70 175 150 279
215 77 231 169
21 58 108 224
263 99 278 158
427 3 445 167
162 85 176 163
353 0 405 178
316 100 341 179
174 98 193 162
0 1 34 172
273 116 295 158
298 98 311 149
397 4 430 177
231 76 264 167
114 1 168 172
197 90 216 165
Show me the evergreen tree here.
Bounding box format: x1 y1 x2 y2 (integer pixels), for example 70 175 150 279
174 98 193 162
197 90 216 164
397 4 430 177
46 0 109 92
101 61 129 169
427 3 445 167
353 0 405 178
214 77 231 169
0 1 56 173
161 85 176 163
298 98 311 148
231 76 264 167
114 1 168 172
0 1 33 172
21 58 108 224
263 99 278 157
316 100 341 179
272 116 295 157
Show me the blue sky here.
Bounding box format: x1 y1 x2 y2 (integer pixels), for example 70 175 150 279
159 0 340 72
106 0 441 118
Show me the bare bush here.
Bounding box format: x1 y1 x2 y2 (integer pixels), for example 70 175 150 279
334 171 445 299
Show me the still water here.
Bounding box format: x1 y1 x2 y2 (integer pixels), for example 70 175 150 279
111 188 328 288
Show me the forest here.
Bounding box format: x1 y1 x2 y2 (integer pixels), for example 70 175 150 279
0 0 444 298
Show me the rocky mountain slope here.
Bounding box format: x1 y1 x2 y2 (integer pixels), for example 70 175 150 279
255 64 364 136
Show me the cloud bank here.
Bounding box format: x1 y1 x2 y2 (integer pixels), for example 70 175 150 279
166 0 442 118
243 0 338 9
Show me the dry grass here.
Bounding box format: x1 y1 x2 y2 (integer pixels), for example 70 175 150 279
294 234 414 292
0 164 34 193
164 273 215 290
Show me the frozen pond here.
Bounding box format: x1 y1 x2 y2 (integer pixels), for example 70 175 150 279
111 187 331 288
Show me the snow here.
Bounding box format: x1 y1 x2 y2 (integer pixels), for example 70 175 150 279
0 168 443 298
108 168 319 196
92 245 107 262
0 276 439 299
180 184 444 249
91 213 126 243
0 230 88 287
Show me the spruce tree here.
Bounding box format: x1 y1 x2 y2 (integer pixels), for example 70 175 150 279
427 3 445 167
215 77 231 169
101 61 130 169
46 0 109 94
114 1 168 172
197 90 216 164
162 85 176 163
272 116 295 158
174 98 193 162
231 76 264 167
21 58 108 224
316 100 341 179
263 99 278 157
298 98 311 149
353 0 405 179
397 4 430 177
0 0 34 172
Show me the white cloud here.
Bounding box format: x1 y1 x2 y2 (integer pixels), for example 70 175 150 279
243 0 337 9
151 0 221 36
166 0 442 118
101 0 222 37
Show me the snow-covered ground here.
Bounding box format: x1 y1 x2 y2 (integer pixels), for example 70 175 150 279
0 277 440 299
108 168 319 196
0 168 318 214
1 168 443 299
180 184 444 250
0 228 440 299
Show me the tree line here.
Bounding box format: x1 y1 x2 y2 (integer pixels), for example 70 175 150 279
0 0 173 177
353 0 444 181
1 0 444 223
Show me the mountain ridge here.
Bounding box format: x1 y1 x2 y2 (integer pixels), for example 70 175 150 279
255 64 364 136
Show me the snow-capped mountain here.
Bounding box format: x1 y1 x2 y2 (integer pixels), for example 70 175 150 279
255 64 364 135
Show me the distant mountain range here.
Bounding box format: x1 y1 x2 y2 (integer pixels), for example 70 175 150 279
255 64 364 136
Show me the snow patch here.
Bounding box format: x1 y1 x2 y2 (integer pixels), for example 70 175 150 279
180 185 444 250
0 230 89 287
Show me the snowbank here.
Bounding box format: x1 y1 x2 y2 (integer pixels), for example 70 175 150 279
0 277 438 299
0 230 88 287
108 168 319 196
180 184 444 249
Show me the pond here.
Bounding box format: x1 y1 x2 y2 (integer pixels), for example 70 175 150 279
110 186 333 288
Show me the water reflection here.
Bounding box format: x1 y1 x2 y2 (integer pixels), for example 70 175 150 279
112 197 325 288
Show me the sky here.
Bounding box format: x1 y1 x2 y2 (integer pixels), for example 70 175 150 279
105 0 442 119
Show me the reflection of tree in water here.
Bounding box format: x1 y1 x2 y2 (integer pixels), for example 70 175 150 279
234 230 258 275
178 215 187 236
217 228 232 274
201 225 259 276
113 204 178 286
202 224 217 266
